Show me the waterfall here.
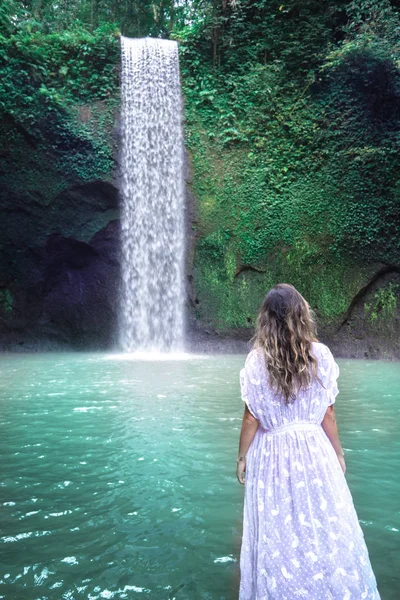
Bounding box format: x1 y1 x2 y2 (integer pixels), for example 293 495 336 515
119 37 185 353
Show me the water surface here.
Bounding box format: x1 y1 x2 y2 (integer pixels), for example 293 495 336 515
0 353 398 599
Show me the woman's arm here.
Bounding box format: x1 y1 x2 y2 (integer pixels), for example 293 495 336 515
236 404 259 484
321 405 346 473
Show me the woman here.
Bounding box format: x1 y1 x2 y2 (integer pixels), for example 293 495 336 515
236 283 380 600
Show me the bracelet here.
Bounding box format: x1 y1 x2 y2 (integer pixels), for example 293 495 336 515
236 455 246 462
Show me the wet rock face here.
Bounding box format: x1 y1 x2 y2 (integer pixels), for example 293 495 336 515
328 269 400 360
40 222 120 349
0 181 121 350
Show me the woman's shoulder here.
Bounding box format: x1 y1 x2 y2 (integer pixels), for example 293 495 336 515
245 343 334 360
311 342 330 354
311 341 336 366
243 347 264 369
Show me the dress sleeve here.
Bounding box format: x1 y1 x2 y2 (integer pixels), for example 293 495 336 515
320 345 340 406
239 352 259 419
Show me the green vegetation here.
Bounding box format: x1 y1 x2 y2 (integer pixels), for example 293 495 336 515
0 21 120 202
365 283 399 323
176 0 400 329
1 0 400 333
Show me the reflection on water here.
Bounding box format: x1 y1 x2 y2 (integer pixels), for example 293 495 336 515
103 352 207 362
0 353 399 599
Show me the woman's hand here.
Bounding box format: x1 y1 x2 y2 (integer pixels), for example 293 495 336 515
236 458 246 484
337 453 346 474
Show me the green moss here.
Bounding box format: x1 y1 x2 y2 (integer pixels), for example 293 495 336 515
195 231 366 331
364 284 399 323
187 133 372 330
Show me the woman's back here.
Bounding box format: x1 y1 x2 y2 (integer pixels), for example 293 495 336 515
239 340 380 600
240 341 339 431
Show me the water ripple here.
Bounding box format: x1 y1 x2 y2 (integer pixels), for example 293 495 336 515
0 353 398 598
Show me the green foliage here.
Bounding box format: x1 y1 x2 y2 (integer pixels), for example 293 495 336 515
0 24 120 198
2 0 191 38
0 24 120 113
364 283 399 323
178 0 400 330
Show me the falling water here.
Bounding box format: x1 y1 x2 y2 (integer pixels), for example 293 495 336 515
119 37 185 352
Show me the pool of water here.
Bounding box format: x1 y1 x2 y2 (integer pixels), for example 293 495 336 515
0 353 399 599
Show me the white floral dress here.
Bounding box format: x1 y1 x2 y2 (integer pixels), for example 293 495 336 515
239 341 380 600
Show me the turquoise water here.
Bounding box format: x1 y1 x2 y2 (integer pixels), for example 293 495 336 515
0 353 399 599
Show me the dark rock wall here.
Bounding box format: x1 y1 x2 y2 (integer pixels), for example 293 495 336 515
0 179 120 350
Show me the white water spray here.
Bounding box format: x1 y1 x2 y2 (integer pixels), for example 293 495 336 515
119 37 185 352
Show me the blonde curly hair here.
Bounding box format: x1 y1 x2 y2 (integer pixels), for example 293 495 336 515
251 283 321 403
